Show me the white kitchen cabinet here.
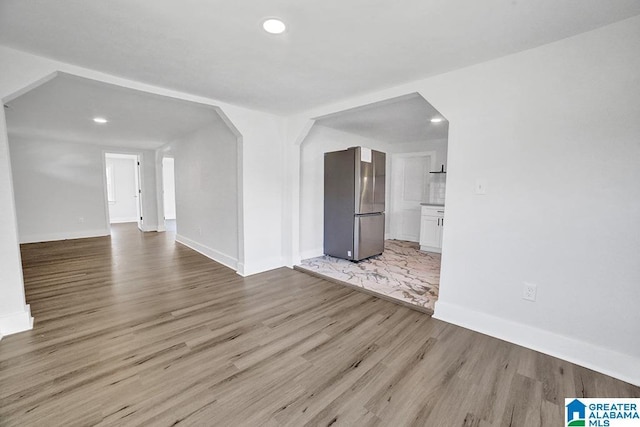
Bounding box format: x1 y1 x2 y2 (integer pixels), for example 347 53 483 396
419 205 444 253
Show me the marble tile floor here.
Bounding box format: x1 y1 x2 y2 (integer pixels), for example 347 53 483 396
296 240 440 314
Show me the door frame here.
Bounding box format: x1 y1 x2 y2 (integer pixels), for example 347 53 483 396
161 155 176 228
102 151 144 231
389 151 436 241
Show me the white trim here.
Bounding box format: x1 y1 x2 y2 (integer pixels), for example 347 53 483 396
236 262 245 276
103 151 144 231
135 154 143 231
0 305 33 336
176 234 238 271
289 255 302 268
100 151 112 231
3 71 58 103
109 218 138 224
19 229 110 244
236 256 285 277
105 153 140 160
161 156 177 228
389 151 437 241
300 247 323 261
433 300 640 387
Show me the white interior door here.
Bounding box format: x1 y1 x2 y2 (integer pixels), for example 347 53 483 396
390 154 432 242
135 156 143 231
105 153 140 224
162 157 176 221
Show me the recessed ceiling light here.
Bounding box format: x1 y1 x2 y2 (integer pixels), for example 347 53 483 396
262 18 286 35
93 117 108 124
430 117 444 123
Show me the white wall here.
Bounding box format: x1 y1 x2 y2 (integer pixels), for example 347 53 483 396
387 138 449 210
106 155 139 223
137 150 159 232
230 110 285 275
162 157 176 220
389 138 448 169
299 125 390 259
430 17 640 385
288 16 640 385
161 121 239 269
10 135 110 242
0 110 31 338
8 136 159 242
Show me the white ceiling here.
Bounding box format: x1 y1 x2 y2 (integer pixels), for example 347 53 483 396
1 1 639 114
314 93 448 144
5 73 224 149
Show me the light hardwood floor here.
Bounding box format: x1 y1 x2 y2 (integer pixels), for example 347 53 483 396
1 224 638 426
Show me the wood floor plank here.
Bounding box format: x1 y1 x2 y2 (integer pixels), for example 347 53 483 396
0 223 637 426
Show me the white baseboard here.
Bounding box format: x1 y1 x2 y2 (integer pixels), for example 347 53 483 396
109 218 138 224
237 256 285 277
289 255 302 268
0 305 33 336
20 229 110 244
419 245 442 253
300 248 324 261
433 300 640 387
176 234 238 271
236 262 245 276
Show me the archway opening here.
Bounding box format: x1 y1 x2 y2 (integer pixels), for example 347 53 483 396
4 72 244 276
295 93 449 314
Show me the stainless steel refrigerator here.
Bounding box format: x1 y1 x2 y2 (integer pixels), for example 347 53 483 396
324 147 385 261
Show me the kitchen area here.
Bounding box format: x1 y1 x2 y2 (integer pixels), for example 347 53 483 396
419 163 446 254
295 93 448 314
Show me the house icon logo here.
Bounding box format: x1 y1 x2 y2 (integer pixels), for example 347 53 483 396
566 399 587 426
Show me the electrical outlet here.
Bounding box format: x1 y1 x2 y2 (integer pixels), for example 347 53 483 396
475 179 487 195
523 283 537 302
78 217 85 223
